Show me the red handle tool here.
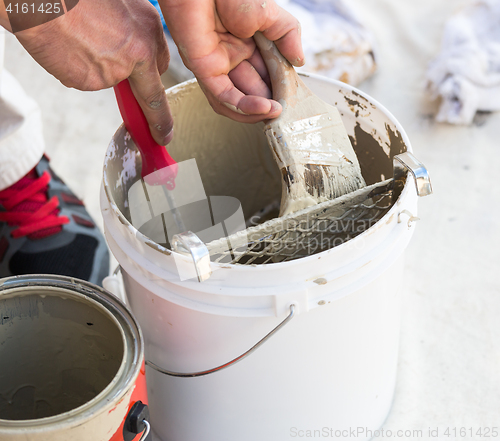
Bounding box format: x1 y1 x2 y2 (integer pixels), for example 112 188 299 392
114 79 177 189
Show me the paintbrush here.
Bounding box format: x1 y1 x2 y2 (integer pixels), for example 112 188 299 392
253 32 366 216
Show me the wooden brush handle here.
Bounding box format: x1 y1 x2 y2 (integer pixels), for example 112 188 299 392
253 32 312 108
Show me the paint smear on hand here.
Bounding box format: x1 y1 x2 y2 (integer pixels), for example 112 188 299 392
238 3 253 13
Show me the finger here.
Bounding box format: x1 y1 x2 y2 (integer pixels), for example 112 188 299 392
218 0 305 66
199 75 282 121
228 60 271 98
237 95 281 116
155 24 171 75
128 64 174 146
181 35 255 79
260 7 305 67
247 48 271 89
202 74 276 115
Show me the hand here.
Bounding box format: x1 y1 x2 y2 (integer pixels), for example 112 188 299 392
159 0 304 122
12 0 174 145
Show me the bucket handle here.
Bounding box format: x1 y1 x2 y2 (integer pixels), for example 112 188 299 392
146 304 296 378
104 267 296 377
393 152 433 197
124 401 152 441
139 421 151 441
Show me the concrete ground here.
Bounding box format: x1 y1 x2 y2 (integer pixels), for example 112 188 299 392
5 0 499 439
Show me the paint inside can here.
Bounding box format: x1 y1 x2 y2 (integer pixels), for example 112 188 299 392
0 290 124 420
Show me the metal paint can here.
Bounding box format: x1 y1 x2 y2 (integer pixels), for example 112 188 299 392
0 275 149 441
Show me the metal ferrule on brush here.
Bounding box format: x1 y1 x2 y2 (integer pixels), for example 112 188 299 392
264 110 355 170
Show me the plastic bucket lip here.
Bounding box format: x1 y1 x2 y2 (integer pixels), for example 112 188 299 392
103 73 414 272
0 275 144 431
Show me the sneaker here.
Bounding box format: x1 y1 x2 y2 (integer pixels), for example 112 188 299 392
0 156 109 285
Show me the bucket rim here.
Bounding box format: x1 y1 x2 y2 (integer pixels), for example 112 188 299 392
0 274 144 430
102 73 414 270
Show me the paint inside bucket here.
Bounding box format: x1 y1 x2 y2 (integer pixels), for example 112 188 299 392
0 289 124 421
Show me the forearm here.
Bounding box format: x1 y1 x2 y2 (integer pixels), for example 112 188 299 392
3 0 173 146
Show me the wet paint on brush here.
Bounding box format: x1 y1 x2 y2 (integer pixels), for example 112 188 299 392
349 122 405 184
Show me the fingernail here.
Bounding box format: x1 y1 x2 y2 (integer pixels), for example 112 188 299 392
269 101 281 113
163 127 174 145
292 57 305 67
223 102 249 115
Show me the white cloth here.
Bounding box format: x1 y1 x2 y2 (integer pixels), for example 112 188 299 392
0 29 45 191
426 0 500 124
277 0 377 86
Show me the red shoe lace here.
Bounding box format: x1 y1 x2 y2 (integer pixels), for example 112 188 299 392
0 169 70 239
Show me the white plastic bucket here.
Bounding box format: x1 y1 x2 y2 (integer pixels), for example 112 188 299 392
101 75 423 441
